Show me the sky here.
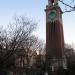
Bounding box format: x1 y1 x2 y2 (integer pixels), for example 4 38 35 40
0 0 75 47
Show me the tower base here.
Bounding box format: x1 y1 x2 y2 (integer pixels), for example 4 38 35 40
46 57 67 75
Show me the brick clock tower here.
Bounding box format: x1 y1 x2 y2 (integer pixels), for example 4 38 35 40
45 0 66 73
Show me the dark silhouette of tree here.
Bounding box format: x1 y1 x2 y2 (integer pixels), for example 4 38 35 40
0 16 45 75
64 43 75 74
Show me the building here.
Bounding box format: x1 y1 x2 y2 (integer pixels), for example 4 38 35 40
45 0 67 74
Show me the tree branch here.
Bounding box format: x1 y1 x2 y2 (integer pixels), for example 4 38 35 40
59 0 75 13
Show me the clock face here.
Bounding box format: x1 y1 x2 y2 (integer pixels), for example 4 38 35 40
48 10 56 21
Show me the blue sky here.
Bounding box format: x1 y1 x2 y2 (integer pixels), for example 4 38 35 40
0 0 75 47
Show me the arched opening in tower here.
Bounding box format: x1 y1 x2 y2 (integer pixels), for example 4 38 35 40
51 0 54 4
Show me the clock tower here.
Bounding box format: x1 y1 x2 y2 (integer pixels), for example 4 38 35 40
45 0 66 73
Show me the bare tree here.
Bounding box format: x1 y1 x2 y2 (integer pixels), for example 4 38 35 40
0 16 37 68
0 16 45 74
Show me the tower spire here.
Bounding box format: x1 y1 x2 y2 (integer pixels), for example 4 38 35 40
48 0 59 6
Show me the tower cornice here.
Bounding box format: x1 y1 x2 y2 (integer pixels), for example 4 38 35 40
45 5 63 14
